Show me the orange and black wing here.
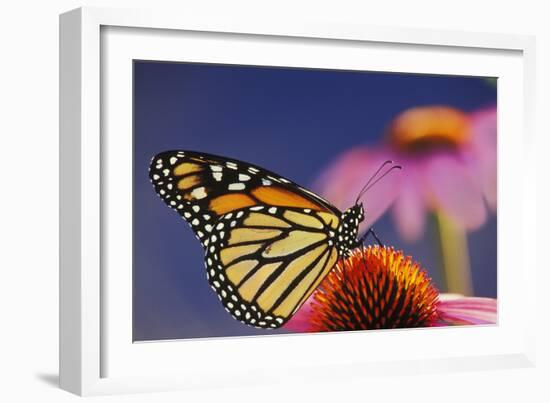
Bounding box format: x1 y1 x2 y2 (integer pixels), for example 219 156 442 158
149 150 341 246
149 150 343 328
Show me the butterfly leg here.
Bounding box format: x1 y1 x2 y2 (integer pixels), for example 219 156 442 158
360 227 383 247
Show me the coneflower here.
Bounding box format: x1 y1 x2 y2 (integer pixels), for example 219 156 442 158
284 246 496 332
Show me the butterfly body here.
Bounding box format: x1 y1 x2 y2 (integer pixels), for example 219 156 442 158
149 150 365 328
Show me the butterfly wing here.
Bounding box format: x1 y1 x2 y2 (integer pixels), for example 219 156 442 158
149 150 341 244
204 206 340 328
149 150 343 328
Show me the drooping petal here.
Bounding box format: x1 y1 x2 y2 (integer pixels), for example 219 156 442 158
312 147 370 209
470 106 497 152
313 147 401 230
435 294 497 325
468 106 497 210
391 163 427 242
423 153 487 230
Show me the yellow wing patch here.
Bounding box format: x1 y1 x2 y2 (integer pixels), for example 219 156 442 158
262 231 326 258
239 262 282 302
317 211 339 229
257 244 328 314
220 243 263 266
228 228 282 246
225 260 258 285
294 247 339 313
283 210 324 229
243 212 291 228
271 248 332 317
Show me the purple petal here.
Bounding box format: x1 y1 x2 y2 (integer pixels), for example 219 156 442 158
470 106 497 149
312 147 370 209
423 154 487 230
313 147 400 229
391 163 427 241
468 107 497 210
436 294 497 326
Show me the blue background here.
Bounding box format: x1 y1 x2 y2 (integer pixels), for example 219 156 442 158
133 61 497 341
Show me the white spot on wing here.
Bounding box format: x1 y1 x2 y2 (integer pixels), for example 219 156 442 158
228 183 245 191
191 187 207 199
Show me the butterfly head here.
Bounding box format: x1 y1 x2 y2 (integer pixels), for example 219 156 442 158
336 203 365 255
345 203 365 224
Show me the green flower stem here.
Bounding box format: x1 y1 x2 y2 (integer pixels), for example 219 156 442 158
435 211 473 296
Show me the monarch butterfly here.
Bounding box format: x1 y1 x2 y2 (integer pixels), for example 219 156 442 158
149 150 400 329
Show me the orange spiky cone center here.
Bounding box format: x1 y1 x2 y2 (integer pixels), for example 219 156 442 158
308 246 439 331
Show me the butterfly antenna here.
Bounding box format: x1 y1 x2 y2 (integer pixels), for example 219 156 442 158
360 165 402 196
354 160 393 205
354 162 402 204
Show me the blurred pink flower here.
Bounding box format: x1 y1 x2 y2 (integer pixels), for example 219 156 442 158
283 246 496 333
314 105 497 241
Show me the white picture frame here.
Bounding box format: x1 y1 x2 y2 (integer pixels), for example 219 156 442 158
59 6 537 396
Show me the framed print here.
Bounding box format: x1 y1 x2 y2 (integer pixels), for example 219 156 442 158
59 7 536 396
